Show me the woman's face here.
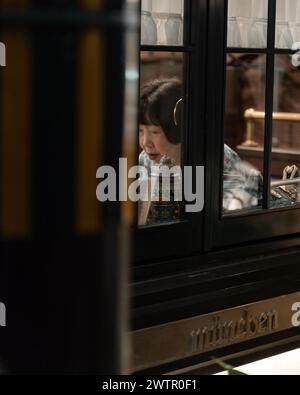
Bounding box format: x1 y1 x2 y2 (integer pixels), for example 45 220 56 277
139 124 178 163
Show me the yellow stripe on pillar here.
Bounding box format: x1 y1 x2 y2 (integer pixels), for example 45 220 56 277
0 0 32 239
75 0 105 234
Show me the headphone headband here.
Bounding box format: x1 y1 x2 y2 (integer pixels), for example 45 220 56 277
173 98 183 126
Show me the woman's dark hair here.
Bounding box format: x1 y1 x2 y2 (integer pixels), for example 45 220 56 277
139 78 182 145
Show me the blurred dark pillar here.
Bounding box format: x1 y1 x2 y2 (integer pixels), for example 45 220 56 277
0 0 138 374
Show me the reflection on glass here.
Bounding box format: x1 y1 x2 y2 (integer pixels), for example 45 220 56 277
223 54 266 214
141 0 184 46
138 52 184 226
227 0 268 48
276 0 297 48
270 55 300 207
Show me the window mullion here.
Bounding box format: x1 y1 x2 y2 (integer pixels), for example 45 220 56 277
262 0 277 209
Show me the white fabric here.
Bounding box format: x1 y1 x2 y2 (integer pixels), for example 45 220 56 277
146 0 183 45
277 0 287 21
228 0 268 47
276 0 296 48
228 0 267 20
251 0 268 19
141 0 152 12
286 0 298 22
171 0 183 15
297 0 300 23
228 0 238 18
285 0 300 46
152 0 170 13
277 0 300 23
235 0 252 18
151 0 183 15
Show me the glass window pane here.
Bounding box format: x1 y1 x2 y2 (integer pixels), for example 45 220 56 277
275 0 298 49
223 54 266 214
138 52 185 226
288 0 300 46
227 0 268 48
270 55 300 207
141 0 184 46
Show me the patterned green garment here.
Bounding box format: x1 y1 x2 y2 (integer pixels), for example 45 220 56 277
139 145 262 211
223 145 295 209
223 145 262 211
139 145 294 212
139 150 154 175
223 144 241 171
140 145 249 173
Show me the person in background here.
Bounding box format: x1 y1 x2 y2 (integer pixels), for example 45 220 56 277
139 78 262 212
139 78 182 169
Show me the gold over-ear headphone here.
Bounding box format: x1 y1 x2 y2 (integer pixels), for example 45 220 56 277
173 98 183 127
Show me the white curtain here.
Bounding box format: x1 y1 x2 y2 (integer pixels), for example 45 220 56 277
151 0 183 15
152 0 170 14
227 0 300 24
236 0 252 19
276 0 300 47
141 0 152 12
228 0 268 47
276 0 300 23
141 0 184 45
229 0 268 20
277 0 298 22
297 0 300 23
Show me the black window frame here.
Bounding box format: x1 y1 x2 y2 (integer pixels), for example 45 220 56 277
205 0 300 251
131 0 300 375
134 0 207 264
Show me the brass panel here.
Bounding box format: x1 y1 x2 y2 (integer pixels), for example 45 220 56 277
132 292 300 371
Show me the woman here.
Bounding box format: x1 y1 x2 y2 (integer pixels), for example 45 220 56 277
139 78 262 212
139 78 182 169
